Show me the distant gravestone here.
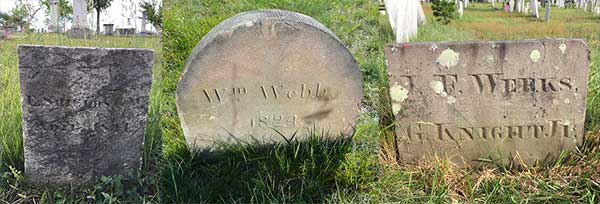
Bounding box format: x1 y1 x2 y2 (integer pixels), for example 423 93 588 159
49 0 59 33
558 0 565 8
509 0 515 12
531 0 540 18
18 45 154 186
69 0 92 38
385 39 590 166
176 10 363 149
458 1 464 18
417 2 426 25
103 24 114 35
545 0 551 22
385 0 419 43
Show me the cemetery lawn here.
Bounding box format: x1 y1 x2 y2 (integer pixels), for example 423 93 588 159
0 2 598 204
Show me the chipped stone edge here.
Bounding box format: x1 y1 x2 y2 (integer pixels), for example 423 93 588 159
384 38 590 52
17 44 155 52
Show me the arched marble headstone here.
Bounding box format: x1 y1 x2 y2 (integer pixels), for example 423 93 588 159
176 10 363 149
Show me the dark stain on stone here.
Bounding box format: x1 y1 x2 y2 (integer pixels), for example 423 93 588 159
303 109 333 121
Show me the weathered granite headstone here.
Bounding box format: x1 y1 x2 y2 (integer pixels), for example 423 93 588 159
176 10 363 149
385 39 590 166
18 45 154 186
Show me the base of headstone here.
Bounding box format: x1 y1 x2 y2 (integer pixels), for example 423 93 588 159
136 32 153 37
68 27 93 39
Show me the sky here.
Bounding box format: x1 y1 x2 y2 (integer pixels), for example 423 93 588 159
0 0 161 33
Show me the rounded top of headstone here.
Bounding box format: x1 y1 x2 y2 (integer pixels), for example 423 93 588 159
182 9 342 75
176 9 363 150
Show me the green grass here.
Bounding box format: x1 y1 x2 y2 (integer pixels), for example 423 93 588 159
0 1 598 203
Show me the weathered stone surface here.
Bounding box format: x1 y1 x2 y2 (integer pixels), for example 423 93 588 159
18 45 154 186
385 39 590 166
176 10 363 149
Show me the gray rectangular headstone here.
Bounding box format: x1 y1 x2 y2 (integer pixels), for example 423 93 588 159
18 45 154 186
385 39 590 166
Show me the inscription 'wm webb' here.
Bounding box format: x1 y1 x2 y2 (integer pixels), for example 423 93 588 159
201 83 335 103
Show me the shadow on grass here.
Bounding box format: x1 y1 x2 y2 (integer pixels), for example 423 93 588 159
160 132 355 203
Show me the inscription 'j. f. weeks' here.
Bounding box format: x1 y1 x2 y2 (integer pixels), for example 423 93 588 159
176 10 363 149
385 39 590 166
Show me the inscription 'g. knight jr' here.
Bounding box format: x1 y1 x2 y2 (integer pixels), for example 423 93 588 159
385 39 590 165
176 10 363 149
18 45 154 186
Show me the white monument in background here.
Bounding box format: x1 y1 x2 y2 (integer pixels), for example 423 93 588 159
49 0 60 32
69 0 92 38
531 0 539 18
558 0 565 8
545 0 551 22
417 1 426 25
140 12 148 34
459 1 464 17
385 0 422 43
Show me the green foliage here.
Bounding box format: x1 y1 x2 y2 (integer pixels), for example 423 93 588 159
5 0 29 30
431 0 457 25
41 0 74 23
87 0 112 11
140 0 162 32
88 0 113 33
0 12 11 27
